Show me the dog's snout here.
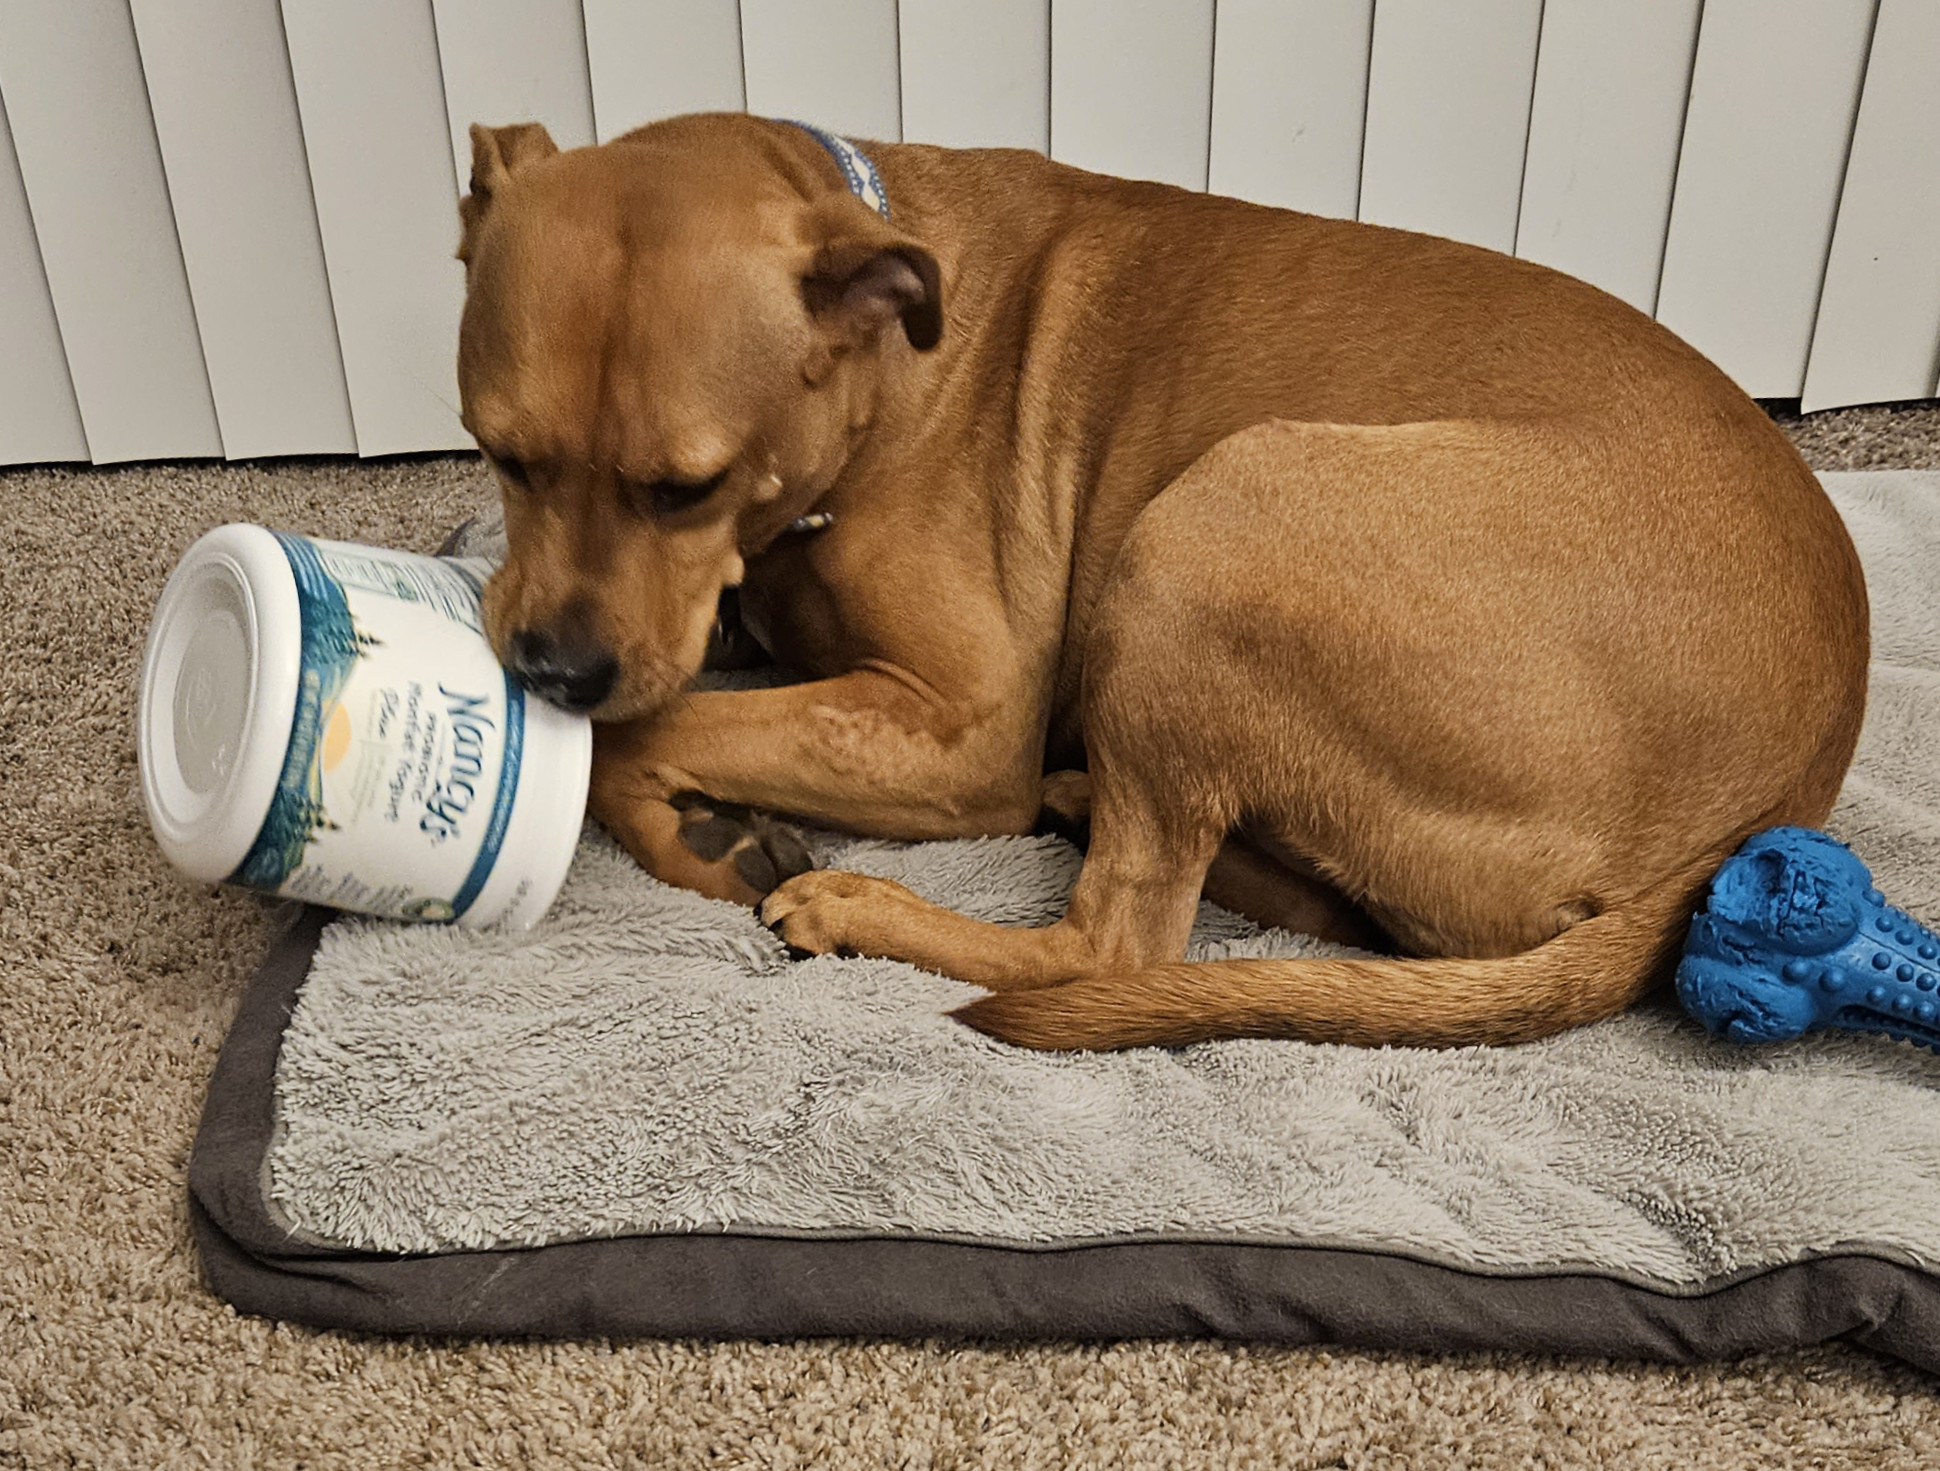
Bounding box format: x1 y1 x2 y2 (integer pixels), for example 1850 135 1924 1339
506 627 619 714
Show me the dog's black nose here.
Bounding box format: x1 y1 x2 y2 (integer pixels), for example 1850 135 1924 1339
507 628 618 714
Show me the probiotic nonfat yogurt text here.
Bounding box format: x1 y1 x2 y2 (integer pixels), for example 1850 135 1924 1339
138 525 590 929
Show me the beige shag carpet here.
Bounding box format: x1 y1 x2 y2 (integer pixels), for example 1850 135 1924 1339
5 405 1940 1468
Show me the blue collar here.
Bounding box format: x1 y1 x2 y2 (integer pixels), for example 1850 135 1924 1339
786 121 891 221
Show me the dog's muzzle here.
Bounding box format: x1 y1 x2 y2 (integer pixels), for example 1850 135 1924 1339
505 626 618 714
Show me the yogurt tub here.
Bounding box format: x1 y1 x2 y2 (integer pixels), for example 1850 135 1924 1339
137 524 591 929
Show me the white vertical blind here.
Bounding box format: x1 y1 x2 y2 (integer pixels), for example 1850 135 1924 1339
739 0 902 142
1359 0 1545 254
1514 0 1703 314
282 0 471 455
582 0 745 141
0 1 1934 466
899 0 1049 153
1050 0 1216 191
1801 0 1940 411
0 93 88 465
1654 0 1878 399
430 0 598 186
128 0 357 459
0 0 222 463
1207 0 1374 220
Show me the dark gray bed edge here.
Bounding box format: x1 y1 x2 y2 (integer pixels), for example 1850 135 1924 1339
188 907 1940 1369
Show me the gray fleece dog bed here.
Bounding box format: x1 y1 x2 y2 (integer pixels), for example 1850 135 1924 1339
190 471 1940 1369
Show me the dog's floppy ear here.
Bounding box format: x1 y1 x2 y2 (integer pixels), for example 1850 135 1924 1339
801 195 943 353
458 121 559 262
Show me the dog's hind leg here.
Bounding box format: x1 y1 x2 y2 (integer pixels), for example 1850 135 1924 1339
1202 833 1390 951
1035 770 1384 949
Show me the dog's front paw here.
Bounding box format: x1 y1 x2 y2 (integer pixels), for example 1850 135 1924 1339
668 791 813 902
760 870 924 958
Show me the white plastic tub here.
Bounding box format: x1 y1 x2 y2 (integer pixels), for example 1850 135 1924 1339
137 524 590 929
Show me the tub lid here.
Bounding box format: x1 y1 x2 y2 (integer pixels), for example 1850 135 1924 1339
138 525 302 883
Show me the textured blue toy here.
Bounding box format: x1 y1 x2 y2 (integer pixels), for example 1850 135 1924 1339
1676 826 1940 1052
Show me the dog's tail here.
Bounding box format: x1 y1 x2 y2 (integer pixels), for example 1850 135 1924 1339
950 857 1719 1051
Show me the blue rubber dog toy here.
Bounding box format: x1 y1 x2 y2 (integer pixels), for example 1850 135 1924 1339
1677 826 1940 1052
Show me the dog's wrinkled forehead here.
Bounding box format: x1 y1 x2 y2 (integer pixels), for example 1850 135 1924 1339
458 148 810 470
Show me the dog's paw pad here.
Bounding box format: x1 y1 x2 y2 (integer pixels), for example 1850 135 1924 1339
670 792 814 900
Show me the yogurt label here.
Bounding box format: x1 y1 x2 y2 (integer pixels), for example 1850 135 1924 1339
225 533 526 922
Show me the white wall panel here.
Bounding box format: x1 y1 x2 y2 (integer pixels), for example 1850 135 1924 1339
129 0 356 459
0 0 222 463
900 0 1049 152
432 0 596 181
583 0 743 141
1358 0 1544 252
1051 0 1215 190
1654 0 1876 399
1514 0 1702 313
283 0 471 456
1207 0 1373 219
741 0 901 142
0 93 88 465
1801 0 1940 411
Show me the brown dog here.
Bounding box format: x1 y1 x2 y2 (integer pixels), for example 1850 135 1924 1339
454 113 1869 1051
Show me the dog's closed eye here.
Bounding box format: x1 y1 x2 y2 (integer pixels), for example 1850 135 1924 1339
486 451 532 492
633 469 729 519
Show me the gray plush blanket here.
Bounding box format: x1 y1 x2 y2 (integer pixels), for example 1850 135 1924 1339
263 471 1940 1292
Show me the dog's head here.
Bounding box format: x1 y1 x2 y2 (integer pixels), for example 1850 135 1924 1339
455 115 942 719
